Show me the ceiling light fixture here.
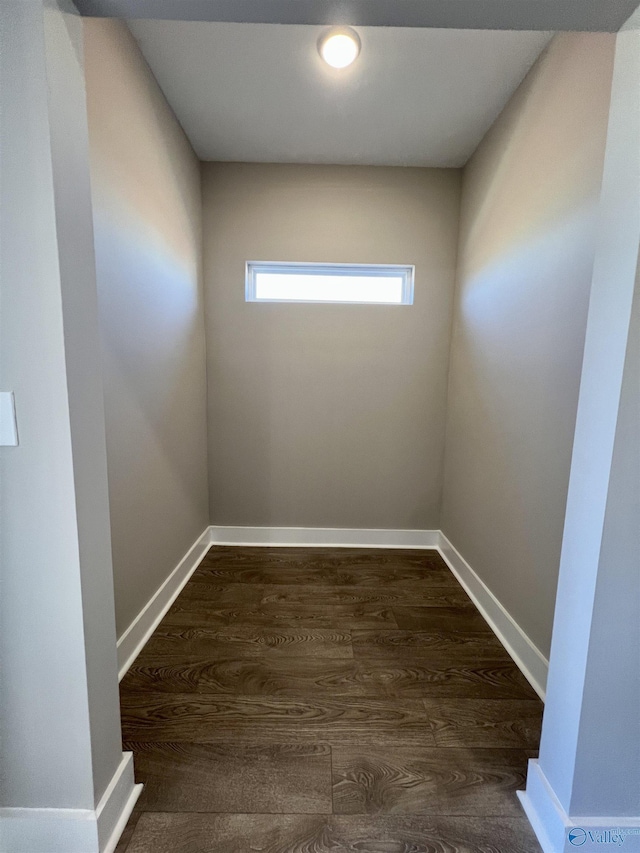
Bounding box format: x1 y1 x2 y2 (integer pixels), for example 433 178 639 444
318 27 361 69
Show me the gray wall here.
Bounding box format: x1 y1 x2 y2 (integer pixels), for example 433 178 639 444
441 32 616 658
84 19 209 637
534 16 640 818
1 0 123 814
202 163 461 529
571 266 640 815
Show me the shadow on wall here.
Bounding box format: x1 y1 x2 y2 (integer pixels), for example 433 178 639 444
463 34 615 279
441 31 616 659
91 189 209 638
84 18 209 639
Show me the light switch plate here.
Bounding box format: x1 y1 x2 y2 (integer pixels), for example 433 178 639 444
0 392 19 446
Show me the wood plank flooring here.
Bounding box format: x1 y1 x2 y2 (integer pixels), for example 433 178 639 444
117 546 543 852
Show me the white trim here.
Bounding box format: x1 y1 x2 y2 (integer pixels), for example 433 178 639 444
97 753 142 853
116 527 211 680
518 759 570 853
245 261 415 305
437 532 548 701
0 753 142 853
209 525 439 548
518 759 640 853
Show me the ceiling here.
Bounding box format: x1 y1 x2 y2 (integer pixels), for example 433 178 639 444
82 0 640 31
128 22 552 167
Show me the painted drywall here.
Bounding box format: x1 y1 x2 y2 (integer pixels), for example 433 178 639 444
83 19 209 637
0 0 123 815
571 270 640 817
441 32 616 659
127 21 551 167
568 24 640 819
532 18 640 824
202 163 461 528
75 0 640 34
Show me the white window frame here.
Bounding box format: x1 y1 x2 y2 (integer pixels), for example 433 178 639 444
245 261 415 305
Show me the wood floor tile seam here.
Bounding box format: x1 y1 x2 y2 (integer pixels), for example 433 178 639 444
123 742 535 752
357 627 493 633
123 655 525 667
135 650 516 662
190 573 461 581
122 692 541 705
125 737 337 747
122 691 536 701
185 572 458 584
124 739 536 754
122 657 530 674
126 808 353 816
128 807 532 817
128 810 536 817
420 698 543 706
122 689 537 700
126 655 526 667
120 693 429 706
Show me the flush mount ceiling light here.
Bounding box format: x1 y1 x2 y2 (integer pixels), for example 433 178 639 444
318 27 361 69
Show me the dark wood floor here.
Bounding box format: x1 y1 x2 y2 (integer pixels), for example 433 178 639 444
117 547 543 852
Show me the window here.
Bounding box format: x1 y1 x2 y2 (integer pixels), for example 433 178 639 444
245 262 414 305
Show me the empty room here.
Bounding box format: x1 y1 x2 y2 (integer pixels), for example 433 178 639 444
1 2 639 853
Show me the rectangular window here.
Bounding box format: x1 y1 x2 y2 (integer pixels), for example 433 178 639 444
245 262 414 305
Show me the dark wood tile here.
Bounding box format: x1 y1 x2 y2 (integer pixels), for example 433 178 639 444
424 699 544 748
126 742 332 813
332 746 530 816
121 658 204 693
143 626 353 659
126 812 542 853
200 546 448 573
356 660 539 700
120 693 436 746
331 814 542 852
191 565 265 584
119 546 543 853
176 582 264 606
303 564 458 587
351 629 511 661
193 563 461 587
122 657 370 696
261 584 473 608
161 601 399 630
121 656 537 700
393 605 493 632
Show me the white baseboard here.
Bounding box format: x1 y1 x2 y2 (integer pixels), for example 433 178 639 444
518 759 640 852
518 759 568 853
0 753 142 853
116 527 211 680
209 525 440 548
437 532 548 701
97 753 143 853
